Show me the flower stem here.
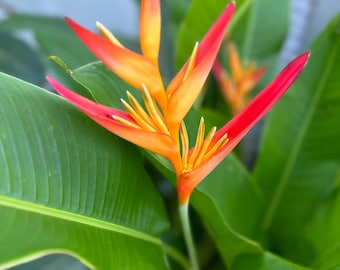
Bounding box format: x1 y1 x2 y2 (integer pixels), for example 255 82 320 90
179 202 199 270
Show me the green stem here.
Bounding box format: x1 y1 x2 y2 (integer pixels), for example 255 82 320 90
179 202 199 270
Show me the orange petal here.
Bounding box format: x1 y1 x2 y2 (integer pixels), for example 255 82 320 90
177 52 310 203
140 0 161 66
166 44 220 131
165 2 235 132
166 1 235 97
65 18 166 108
47 76 176 157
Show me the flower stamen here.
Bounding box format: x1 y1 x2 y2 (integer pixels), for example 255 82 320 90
193 126 217 167
180 117 229 174
126 91 158 130
180 121 190 171
118 87 170 135
204 134 229 162
141 84 169 134
121 97 157 132
112 115 141 130
188 117 205 166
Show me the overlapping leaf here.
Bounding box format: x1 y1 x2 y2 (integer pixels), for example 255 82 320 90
0 73 171 269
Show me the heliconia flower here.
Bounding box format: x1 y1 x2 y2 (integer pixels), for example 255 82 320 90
64 0 235 139
47 0 310 204
49 0 235 168
212 42 267 114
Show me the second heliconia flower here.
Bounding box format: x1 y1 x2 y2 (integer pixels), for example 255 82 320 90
47 0 309 204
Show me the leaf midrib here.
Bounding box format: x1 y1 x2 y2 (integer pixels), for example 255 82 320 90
261 38 340 230
0 195 161 245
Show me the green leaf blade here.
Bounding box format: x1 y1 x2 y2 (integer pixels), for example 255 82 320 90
0 206 168 270
0 73 171 269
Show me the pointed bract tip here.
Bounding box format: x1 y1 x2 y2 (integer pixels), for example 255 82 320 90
295 51 311 70
64 17 72 24
46 75 64 93
227 1 236 13
64 17 80 29
46 75 53 84
304 51 311 63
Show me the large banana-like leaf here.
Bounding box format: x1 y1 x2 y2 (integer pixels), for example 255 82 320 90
252 14 340 265
0 73 172 269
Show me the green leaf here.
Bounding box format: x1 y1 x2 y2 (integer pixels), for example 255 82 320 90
0 31 45 85
191 154 262 267
252 14 340 265
0 72 172 269
232 0 289 58
305 187 340 269
0 15 95 68
9 254 85 270
191 154 309 269
70 62 138 109
231 252 310 270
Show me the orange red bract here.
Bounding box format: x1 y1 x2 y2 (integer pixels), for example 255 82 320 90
47 0 309 204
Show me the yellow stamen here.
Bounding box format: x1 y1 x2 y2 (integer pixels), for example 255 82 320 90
188 117 205 166
179 117 229 174
183 42 199 82
120 98 157 132
180 121 189 169
203 134 229 162
96 22 123 47
126 91 158 130
118 88 170 135
141 84 169 134
112 115 141 130
193 126 217 168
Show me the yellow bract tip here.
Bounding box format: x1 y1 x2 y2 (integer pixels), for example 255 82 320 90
96 21 123 47
183 42 199 82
